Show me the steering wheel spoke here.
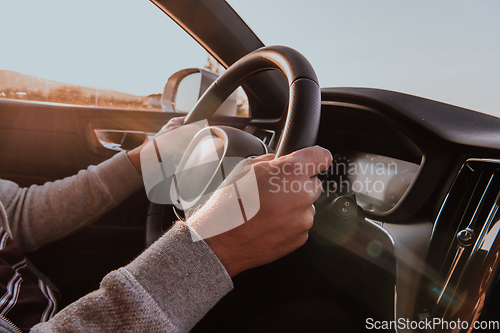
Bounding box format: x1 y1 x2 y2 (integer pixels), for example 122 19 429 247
146 46 321 246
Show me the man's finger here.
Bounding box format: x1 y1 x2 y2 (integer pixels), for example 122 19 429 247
160 117 186 132
250 154 275 163
168 116 186 124
273 146 333 177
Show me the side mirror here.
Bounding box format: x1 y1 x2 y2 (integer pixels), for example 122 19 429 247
161 68 237 116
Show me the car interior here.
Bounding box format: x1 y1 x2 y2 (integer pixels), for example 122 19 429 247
1 0 499 332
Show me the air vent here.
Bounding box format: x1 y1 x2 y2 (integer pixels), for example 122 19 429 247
418 159 500 330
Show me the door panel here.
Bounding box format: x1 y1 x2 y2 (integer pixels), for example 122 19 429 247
0 98 177 305
0 98 176 184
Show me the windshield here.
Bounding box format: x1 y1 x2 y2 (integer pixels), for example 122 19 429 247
228 0 500 118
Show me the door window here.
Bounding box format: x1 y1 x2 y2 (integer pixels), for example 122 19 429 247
0 0 249 116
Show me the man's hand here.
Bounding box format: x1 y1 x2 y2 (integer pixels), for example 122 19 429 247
188 146 333 277
127 117 185 174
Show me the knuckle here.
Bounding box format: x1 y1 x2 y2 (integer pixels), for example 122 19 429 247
297 232 309 247
304 215 314 230
295 210 314 231
304 184 320 203
254 153 275 162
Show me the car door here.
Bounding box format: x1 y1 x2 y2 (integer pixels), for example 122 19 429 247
0 0 219 307
0 85 183 307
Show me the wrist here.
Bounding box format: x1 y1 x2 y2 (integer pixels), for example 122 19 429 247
204 236 241 278
126 145 144 174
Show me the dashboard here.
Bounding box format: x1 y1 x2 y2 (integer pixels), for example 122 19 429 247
319 151 420 214
315 99 424 218
309 88 500 330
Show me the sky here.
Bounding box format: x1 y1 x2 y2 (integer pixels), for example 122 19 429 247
1 0 499 117
0 0 208 96
228 0 500 117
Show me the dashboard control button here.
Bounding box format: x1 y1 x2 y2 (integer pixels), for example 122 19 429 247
457 229 475 247
332 196 357 218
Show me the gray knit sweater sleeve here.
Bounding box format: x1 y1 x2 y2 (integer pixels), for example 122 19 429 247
31 222 234 332
0 151 234 331
0 151 144 251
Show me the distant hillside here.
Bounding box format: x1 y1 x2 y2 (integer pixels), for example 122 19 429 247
0 69 161 111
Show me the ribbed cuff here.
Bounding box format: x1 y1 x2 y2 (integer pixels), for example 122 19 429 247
124 222 233 332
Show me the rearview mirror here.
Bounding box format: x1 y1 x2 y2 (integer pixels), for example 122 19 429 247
161 68 237 116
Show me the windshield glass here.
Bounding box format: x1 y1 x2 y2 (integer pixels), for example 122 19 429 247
228 0 500 118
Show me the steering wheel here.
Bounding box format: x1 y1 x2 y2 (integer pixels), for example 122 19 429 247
184 45 321 158
145 45 321 245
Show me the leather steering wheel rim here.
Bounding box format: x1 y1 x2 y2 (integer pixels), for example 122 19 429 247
145 46 322 246
183 45 321 158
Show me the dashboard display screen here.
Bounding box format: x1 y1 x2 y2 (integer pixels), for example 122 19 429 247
350 152 419 213
322 151 420 214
